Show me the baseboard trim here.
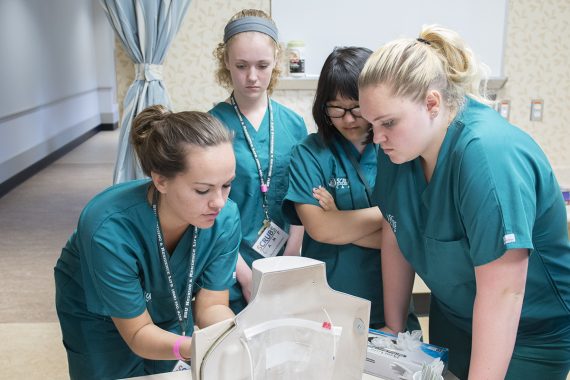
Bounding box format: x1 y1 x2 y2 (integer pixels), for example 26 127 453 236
0 125 103 198
99 122 118 131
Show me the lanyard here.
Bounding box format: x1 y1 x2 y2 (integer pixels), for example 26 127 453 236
152 189 198 336
330 136 376 207
230 93 274 223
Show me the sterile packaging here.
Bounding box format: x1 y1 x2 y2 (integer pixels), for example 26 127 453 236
363 329 448 380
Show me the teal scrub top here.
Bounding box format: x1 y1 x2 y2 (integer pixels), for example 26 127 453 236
55 179 241 376
209 100 307 265
282 132 385 325
374 97 570 347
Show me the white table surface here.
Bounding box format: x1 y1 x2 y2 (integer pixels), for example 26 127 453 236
124 371 380 380
124 369 458 380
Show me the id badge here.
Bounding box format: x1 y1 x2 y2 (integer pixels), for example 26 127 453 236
172 360 191 372
252 221 289 257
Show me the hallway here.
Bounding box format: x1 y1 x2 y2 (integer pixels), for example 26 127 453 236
0 129 119 379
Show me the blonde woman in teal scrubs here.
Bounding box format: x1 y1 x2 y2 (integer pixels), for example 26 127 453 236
55 106 240 379
210 9 307 313
359 25 570 379
283 47 419 331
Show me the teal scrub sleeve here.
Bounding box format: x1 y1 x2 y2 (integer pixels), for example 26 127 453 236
198 211 241 291
458 138 535 266
84 219 147 319
282 143 328 225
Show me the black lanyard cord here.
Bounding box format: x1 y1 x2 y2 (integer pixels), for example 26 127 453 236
152 188 198 336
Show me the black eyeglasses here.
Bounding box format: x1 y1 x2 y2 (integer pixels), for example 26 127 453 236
325 105 362 118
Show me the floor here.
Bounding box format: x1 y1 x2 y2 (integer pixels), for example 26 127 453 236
0 128 490 380
0 129 118 379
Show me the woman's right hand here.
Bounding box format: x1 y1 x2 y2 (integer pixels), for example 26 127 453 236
238 272 252 302
236 254 253 302
313 186 338 211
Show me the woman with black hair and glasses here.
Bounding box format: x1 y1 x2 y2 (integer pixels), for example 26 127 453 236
282 47 419 330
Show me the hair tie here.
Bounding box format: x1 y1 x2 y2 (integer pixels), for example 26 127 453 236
224 16 278 43
417 38 431 46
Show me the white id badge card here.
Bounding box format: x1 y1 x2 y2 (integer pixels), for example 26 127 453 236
252 221 289 257
172 360 191 372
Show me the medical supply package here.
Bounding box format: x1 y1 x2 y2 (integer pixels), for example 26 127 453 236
364 329 449 380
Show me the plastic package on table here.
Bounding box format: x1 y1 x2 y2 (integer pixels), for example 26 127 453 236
364 329 448 380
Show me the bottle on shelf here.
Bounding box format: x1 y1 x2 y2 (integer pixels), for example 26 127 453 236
287 40 306 77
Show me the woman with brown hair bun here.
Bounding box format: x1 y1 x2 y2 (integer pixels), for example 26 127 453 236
55 105 241 379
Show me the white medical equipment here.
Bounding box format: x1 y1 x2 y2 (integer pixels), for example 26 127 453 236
191 256 371 380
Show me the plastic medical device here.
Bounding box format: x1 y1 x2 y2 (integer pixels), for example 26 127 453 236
191 256 371 380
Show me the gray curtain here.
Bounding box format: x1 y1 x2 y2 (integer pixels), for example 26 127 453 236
99 0 192 184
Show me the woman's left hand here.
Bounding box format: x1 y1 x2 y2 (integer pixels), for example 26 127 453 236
313 186 338 211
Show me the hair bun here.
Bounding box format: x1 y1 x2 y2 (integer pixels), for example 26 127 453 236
131 104 171 148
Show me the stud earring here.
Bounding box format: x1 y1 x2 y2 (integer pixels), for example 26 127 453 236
431 111 438 118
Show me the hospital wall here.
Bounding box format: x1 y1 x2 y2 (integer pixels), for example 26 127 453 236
0 0 118 188
113 0 570 186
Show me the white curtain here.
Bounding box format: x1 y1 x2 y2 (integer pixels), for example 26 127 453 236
99 0 192 183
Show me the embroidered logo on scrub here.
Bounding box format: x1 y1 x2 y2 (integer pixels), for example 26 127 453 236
386 214 397 233
328 177 350 189
503 233 516 245
144 291 152 303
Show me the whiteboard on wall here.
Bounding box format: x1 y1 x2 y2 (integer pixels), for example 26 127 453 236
271 0 508 78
